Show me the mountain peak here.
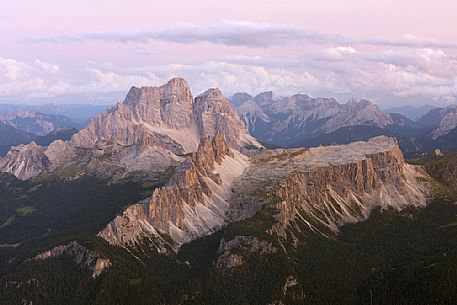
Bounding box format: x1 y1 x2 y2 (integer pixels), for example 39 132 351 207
345 98 378 110
1 78 261 180
99 132 249 246
124 77 193 109
232 93 394 146
230 92 253 106
194 87 262 149
163 77 189 88
197 88 225 99
253 91 274 104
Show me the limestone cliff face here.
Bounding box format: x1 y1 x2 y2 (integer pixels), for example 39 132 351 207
71 78 259 153
0 140 76 180
0 78 260 181
212 137 429 269
99 133 249 246
100 135 428 253
269 137 428 235
0 142 49 180
194 88 261 149
71 78 197 152
216 236 278 269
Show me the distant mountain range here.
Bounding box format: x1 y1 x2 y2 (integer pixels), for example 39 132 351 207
1 92 455 160
229 92 457 157
3 78 455 305
0 110 79 136
0 122 34 156
0 78 260 180
0 125 78 157
0 105 106 157
384 104 437 121
0 103 110 125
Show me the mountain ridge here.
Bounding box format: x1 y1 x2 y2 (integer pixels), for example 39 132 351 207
0 78 260 181
230 91 457 155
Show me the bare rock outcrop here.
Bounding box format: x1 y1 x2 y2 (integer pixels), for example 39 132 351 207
97 135 429 261
71 79 259 153
213 137 429 270
430 105 457 139
0 140 76 180
275 144 426 235
194 88 261 149
235 136 428 237
0 142 49 180
225 136 428 238
232 92 394 144
216 236 278 269
0 78 260 181
71 78 198 152
99 133 249 247
34 241 111 278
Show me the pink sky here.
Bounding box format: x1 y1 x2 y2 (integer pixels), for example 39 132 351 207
1 0 457 106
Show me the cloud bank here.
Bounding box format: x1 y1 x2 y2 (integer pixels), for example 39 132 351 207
2 46 456 105
30 21 457 50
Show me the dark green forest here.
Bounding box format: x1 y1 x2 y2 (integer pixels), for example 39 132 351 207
1 159 457 305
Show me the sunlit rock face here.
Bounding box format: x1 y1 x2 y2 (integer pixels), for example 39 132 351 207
71 78 198 152
0 141 49 180
242 136 428 237
430 106 457 139
71 78 260 153
0 78 260 181
99 133 250 246
34 241 111 279
100 135 429 251
193 88 261 150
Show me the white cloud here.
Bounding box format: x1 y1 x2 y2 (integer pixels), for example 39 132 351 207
1 47 457 105
150 21 348 47
29 21 457 50
0 57 159 100
360 34 457 49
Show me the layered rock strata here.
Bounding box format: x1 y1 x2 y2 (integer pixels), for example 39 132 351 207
100 136 429 252
99 133 249 246
236 136 428 237
0 78 260 181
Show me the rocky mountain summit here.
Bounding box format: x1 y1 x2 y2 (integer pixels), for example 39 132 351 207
269 137 427 235
99 133 249 246
0 78 260 181
0 77 428 252
72 78 258 152
99 134 429 253
0 140 75 180
230 92 393 146
1 78 448 305
428 105 457 139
